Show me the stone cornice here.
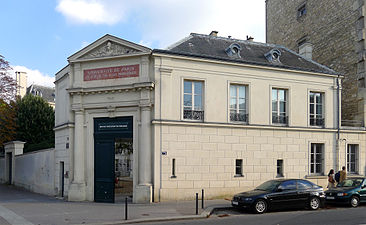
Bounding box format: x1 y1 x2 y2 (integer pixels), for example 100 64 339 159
67 82 154 96
54 122 75 131
152 119 366 133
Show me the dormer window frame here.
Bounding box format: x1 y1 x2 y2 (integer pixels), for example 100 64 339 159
225 43 242 58
265 48 282 63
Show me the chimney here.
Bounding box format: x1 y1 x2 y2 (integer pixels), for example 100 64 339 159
246 35 254 42
298 42 313 60
209 31 218 36
15 71 27 98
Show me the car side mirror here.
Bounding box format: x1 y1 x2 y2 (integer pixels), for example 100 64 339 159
362 185 366 189
276 188 283 192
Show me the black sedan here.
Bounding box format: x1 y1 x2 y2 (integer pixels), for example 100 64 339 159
325 177 366 207
232 179 325 213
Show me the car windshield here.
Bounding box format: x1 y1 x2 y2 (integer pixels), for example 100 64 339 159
337 178 364 187
255 180 281 191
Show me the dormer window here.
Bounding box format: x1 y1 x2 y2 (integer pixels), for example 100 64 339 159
265 49 282 63
225 43 242 58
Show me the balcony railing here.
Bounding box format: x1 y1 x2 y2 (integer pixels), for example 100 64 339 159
341 120 364 127
183 110 204 121
272 115 288 124
310 118 325 126
230 112 248 123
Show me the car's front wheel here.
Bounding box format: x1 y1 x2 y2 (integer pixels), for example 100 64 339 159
253 199 267 214
309 197 320 210
350 196 359 208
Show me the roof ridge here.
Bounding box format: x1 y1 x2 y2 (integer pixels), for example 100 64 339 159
166 34 194 50
190 33 282 48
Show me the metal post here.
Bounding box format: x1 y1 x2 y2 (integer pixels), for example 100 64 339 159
201 189 204 209
125 197 128 220
196 193 198 215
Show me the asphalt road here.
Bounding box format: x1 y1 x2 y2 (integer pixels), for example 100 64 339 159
145 205 366 225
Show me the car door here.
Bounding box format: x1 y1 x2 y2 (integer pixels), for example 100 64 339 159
269 180 298 209
296 180 314 207
360 179 366 202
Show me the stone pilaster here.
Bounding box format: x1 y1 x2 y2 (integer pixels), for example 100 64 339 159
135 105 152 203
68 109 86 201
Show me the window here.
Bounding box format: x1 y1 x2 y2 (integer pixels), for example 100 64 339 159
310 143 324 175
183 80 204 120
278 180 296 190
309 92 324 126
347 144 358 174
235 159 243 176
272 88 287 124
297 4 307 18
297 180 313 189
171 158 176 178
277 159 283 177
230 84 248 122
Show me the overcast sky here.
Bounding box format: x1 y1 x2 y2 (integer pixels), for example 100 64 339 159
1 0 266 87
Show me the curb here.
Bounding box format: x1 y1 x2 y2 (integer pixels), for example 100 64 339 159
80 204 233 225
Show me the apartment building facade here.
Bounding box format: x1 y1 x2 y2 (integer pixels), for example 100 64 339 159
54 33 366 203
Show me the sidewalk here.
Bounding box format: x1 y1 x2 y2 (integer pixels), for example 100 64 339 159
0 184 232 225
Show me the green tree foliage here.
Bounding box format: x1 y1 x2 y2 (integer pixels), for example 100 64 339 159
0 99 17 154
16 95 54 152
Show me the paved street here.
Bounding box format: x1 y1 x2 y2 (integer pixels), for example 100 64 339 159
0 184 228 225
1 183 366 225
147 205 366 225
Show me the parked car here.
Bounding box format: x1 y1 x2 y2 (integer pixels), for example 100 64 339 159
232 179 325 213
325 177 366 207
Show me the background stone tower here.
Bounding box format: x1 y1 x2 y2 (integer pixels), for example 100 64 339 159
266 0 366 125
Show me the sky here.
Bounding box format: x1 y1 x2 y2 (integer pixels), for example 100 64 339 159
1 0 266 88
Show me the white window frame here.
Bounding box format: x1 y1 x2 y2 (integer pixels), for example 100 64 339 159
182 79 204 121
229 84 248 123
271 88 288 125
309 92 324 126
347 144 359 174
309 143 324 175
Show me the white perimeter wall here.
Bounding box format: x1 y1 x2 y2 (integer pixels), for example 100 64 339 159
13 149 55 196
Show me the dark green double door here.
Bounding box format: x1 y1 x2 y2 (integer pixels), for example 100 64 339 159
94 117 133 203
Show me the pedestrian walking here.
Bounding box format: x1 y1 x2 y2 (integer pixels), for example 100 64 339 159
327 169 336 189
339 166 347 183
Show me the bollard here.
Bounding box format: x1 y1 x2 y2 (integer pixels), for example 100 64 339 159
196 193 199 215
201 189 204 209
125 197 128 220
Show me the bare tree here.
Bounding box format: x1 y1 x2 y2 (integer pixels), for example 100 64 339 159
0 55 17 102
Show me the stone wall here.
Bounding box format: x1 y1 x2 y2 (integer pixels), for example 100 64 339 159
13 149 55 196
266 0 359 121
54 128 71 198
158 123 366 200
0 157 4 183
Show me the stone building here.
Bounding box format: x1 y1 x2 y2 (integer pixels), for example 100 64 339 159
14 71 56 107
26 84 55 108
266 0 365 124
54 33 366 203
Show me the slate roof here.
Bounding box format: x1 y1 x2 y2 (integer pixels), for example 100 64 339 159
153 33 337 75
26 84 55 103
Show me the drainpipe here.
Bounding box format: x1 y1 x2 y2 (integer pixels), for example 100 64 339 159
337 75 340 140
336 75 341 170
